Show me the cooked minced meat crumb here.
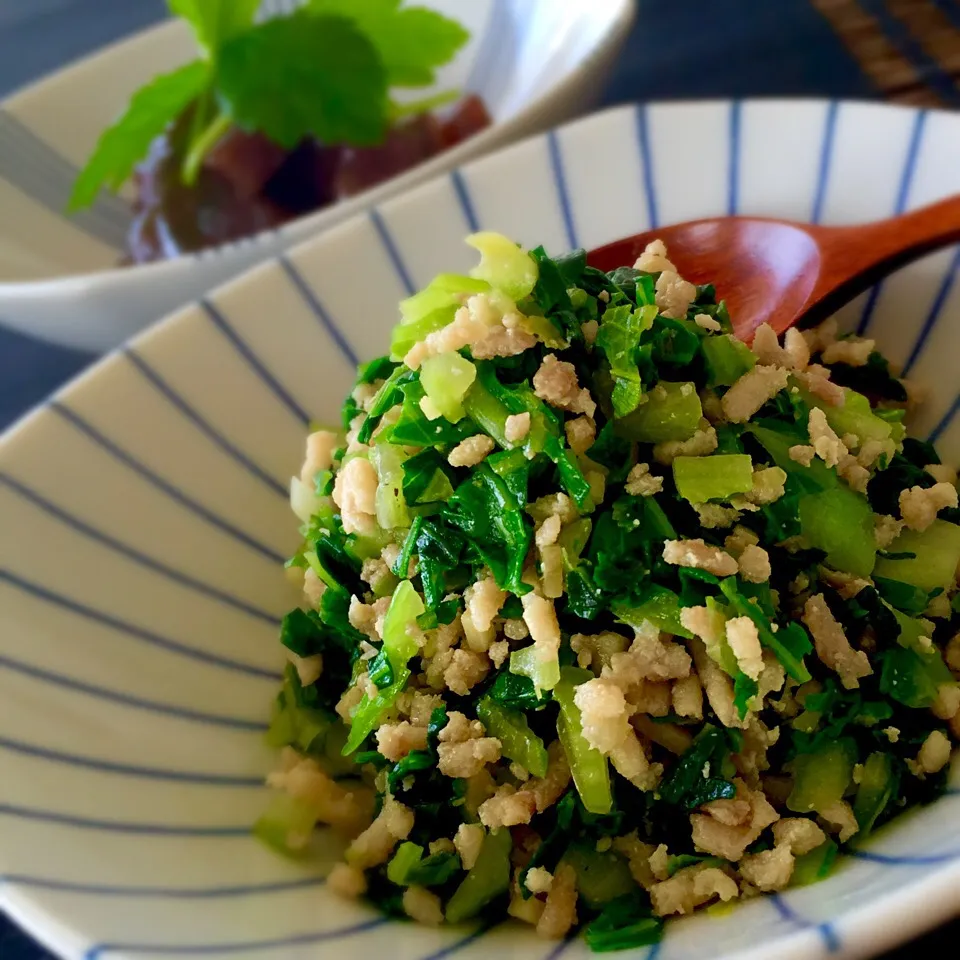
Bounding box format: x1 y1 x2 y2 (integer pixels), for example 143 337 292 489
258 234 959 951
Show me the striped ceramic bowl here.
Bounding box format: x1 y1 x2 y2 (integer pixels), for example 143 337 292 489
0 99 958 960
0 0 635 353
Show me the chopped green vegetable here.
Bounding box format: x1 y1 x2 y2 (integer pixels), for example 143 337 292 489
596 304 656 417
253 793 319 858
787 739 855 815
659 725 738 810
672 454 754 503
420 353 477 422
445 827 512 923
798 485 877 578
260 232 960 948
583 892 663 953
564 845 637 907
614 381 703 443
719 578 812 683
466 232 538 301
853 752 899 837
554 668 613 815
613 585 693 639
702 334 756 387
387 841 424 885
407 851 461 887
477 697 549 778
487 671 550 711
509 643 561 695
874 520 960 592
791 839 838 887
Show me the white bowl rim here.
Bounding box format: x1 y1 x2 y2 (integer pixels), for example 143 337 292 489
0 0 636 295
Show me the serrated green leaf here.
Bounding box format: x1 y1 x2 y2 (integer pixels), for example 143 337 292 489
307 0 470 86
217 13 388 148
68 59 210 211
168 0 260 56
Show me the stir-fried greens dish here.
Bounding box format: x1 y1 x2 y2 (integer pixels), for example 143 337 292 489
259 232 960 950
69 0 484 263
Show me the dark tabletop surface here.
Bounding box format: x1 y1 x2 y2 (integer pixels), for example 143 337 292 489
1 0 958 956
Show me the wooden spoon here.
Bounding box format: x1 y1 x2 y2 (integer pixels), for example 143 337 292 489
587 195 960 339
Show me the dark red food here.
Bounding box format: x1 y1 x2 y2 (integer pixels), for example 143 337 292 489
127 94 492 264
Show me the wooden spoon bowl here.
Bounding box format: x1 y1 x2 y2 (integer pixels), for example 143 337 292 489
587 195 960 339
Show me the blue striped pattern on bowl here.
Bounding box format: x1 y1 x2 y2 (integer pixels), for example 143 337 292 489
0 99 958 960
0 0 636 352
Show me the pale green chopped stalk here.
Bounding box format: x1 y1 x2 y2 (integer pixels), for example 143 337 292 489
399 273 490 324
420 352 477 422
509 644 560 695
558 518 593 568
798 485 876 578
799 384 895 446
387 841 424 885
477 697 549 778
614 587 693 639
289 475 331 524
672 454 754 503
787 740 855 815
702 335 756 387
874 520 960 592
853 752 897 836
466 231 538 300
518 311 568 349
614 382 702 443
253 793 319 858
553 667 613 815
390 304 457 359
563 846 636 907
342 669 410 755
370 443 410 530
445 827 512 923
382 580 425 670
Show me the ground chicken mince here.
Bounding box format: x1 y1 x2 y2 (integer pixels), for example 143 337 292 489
256 233 960 952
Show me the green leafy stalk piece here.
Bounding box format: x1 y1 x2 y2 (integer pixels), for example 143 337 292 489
613 585 693 639
791 839 838 887
853 751 899 837
798 485 877 579
584 892 663 953
477 697 549 778
672 454 754 503
342 581 424 754
445 827 512 923
68 60 210 211
719 577 812 683
553 667 613 815
659 725 738 810
874 520 960 593
614 381 703 443
596 304 656 417
787 739 855 815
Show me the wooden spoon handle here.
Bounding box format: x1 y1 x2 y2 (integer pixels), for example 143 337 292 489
812 194 960 294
